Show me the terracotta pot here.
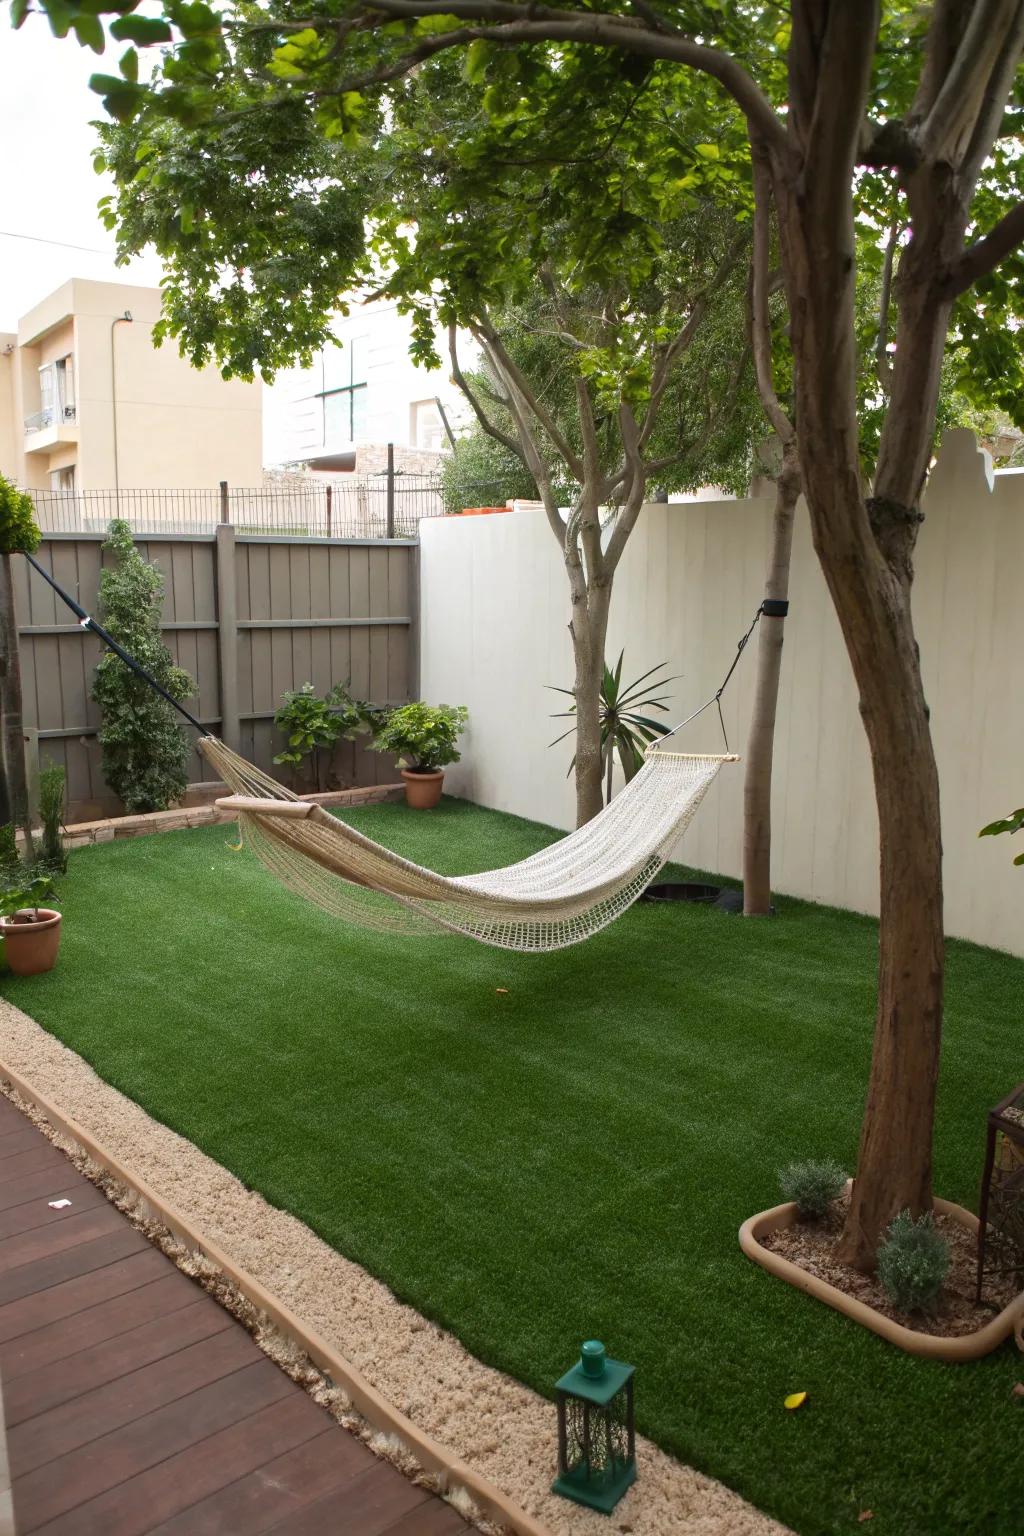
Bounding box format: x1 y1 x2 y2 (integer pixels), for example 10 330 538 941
0 909 62 976
401 769 444 810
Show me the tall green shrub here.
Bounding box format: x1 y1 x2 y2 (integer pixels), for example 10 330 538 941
38 764 68 874
0 476 40 558
439 425 538 514
0 475 40 840
92 520 196 813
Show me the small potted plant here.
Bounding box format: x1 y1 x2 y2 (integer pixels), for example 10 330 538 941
373 702 469 809
0 872 61 976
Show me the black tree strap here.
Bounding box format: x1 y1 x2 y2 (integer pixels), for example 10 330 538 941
22 550 209 737
653 597 791 754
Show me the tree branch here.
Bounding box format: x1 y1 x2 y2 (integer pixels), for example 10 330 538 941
946 197 1024 292
604 404 647 572
345 0 787 151
477 316 585 479
799 3 881 197
447 323 522 458
917 0 1021 163
637 227 747 451
477 333 567 548
627 0 679 34
876 214 901 388
958 3 1024 186
910 0 971 125
749 152 795 444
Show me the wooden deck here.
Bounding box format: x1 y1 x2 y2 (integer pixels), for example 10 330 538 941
0 1092 465 1536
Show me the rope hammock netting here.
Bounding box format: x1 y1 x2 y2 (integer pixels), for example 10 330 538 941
22 550 768 953
200 736 735 952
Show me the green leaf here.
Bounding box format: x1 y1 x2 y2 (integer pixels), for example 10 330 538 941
167 1 220 39
464 39 491 84
42 0 74 39
110 15 173 45
414 14 464 33
71 12 105 52
980 809 1024 837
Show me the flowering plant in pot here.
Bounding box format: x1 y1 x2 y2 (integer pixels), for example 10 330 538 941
373 703 469 809
0 871 61 976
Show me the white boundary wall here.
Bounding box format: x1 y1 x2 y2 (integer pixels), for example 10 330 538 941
420 430 1024 957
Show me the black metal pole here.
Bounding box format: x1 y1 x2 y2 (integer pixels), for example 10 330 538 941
386 442 395 539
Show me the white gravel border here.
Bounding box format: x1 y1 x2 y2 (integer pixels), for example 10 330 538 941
0 998 787 1536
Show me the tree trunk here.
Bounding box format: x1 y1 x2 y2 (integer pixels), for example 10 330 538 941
771 111 948 1265
838 648 943 1264
0 553 32 851
831 178 960 1267
569 580 610 827
743 446 800 915
0 723 10 828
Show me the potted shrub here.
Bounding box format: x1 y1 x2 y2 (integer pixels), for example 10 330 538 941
273 681 370 792
0 872 61 976
373 702 469 809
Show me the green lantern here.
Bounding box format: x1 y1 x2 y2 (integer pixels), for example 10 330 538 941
552 1340 636 1513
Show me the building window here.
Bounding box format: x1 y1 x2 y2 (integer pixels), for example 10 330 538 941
318 336 367 445
411 399 445 451
37 356 75 427
50 466 76 493
57 355 75 415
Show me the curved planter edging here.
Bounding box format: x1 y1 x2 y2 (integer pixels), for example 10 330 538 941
739 1189 1024 1361
0 1054 552 1536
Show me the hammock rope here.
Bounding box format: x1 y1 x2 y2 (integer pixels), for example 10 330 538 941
201 736 735 952
20 550 769 951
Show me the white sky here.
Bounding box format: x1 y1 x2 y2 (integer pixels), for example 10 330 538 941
0 16 164 332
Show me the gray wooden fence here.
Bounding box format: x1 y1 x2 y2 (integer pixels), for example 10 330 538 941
14 530 417 821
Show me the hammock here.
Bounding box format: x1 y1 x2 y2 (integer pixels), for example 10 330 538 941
20 550 756 953
200 737 736 953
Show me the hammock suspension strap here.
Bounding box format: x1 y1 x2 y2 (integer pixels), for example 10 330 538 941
651 596 790 755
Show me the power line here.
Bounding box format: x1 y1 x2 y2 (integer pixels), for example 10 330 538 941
0 228 114 256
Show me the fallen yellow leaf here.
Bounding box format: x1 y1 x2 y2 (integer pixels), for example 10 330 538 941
783 1391 807 1411
495 987 509 995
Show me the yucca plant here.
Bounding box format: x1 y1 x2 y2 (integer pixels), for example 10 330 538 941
550 652 676 805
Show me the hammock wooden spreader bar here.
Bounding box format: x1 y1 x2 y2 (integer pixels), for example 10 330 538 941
203 736 737 952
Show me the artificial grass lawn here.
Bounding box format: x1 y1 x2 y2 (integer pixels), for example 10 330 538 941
4 797 1022 1536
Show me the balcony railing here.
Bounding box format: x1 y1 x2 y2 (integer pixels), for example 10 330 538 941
25 404 76 433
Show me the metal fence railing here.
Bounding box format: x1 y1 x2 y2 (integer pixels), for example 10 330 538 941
26 472 446 539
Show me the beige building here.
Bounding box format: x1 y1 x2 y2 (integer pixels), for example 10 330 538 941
0 279 262 493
